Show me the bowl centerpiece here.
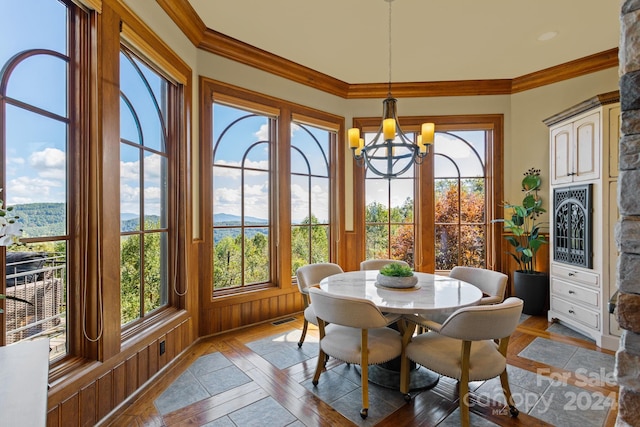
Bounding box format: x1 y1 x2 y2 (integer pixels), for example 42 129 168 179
376 263 418 289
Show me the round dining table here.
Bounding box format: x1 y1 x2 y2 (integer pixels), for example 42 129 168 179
319 270 482 316
319 270 483 391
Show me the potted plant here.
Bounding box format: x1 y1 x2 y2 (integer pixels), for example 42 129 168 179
376 263 418 289
495 168 548 315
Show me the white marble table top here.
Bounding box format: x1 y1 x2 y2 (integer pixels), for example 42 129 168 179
319 270 482 315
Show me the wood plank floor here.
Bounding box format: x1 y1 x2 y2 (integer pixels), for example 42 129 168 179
103 314 619 427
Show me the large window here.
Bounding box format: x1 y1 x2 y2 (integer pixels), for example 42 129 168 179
290 122 332 275
364 132 416 267
359 118 500 272
205 81 341 296
434 131 487 270
119 47 173 326
1 0 81 360
211 103 274 290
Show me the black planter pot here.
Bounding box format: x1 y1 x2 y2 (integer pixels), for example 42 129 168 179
513 270 549 315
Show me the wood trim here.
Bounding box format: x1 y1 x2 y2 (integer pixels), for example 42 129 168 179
157 0 618 99
113 1 191 84
542 90 620 126
511 48 619 93
350 114 504 274
199 78 345 336
198 28 350 98
76 0 101 12
347 80 513 99
155 0 205 46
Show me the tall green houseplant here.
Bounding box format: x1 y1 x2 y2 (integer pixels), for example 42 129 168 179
496 168 549 315
498 168 547 273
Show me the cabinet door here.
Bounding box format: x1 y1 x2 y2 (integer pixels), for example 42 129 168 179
574 112 600 182
550 122 573 185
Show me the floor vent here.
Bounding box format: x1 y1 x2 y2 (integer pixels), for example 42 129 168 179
271 317 296 326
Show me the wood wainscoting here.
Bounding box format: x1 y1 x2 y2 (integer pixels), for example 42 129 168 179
46 313 193 427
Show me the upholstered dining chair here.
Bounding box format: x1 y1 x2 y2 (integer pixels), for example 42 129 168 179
401 297 524 427
308 287 403 419
360 258 410 271
295 263 344 348
449 266 508 305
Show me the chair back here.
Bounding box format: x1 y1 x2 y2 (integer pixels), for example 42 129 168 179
439 297 523 341
295 263 344 295
309 287 390 329
449 266 508 304
360 259 409 271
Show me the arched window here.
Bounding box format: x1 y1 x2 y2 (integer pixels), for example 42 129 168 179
358 116 501 273
1 0 80 360
434 131 487 269
364 132 416 267
212 103 274 290
290 122 332 274
119 46 174 326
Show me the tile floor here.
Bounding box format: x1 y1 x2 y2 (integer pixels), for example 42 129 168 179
152 320 616 426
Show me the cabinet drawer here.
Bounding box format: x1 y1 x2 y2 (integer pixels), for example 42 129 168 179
551 296 600 329
551 264 599 287
551 278 599 307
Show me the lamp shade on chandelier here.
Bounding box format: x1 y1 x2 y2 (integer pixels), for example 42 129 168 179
348 0 435 179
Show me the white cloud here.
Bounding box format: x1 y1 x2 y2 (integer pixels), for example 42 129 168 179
255 123 269 141
6 175 63 204
120 159 139 181
435 133 473 159
8 157 25 165
29 148 66 180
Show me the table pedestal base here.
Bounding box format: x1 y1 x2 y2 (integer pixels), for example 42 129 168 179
360 364 440 391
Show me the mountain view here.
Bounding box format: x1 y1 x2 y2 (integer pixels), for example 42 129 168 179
11 203 163 236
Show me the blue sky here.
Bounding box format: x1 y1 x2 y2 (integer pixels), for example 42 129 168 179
2 0 67 206
2 0 168 220
212 103 330 223
2 0 483 222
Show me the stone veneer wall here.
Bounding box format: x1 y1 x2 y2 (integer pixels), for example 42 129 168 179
616 1 640 426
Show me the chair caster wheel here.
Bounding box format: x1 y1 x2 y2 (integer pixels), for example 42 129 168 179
312 380 318 386
404 393 412 402
360 408 368 419
509 406 519 417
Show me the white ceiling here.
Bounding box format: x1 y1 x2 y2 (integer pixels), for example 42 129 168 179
187 0 620 85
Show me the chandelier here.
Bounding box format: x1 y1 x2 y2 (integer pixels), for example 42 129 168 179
347 0 435 179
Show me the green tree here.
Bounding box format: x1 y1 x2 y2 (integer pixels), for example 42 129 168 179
120 219 165 324
213 233 242 289
365 198 414 265
291 215 329 275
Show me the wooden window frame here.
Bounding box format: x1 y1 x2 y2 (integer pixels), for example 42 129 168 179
352 114 504 273
200 78 345 303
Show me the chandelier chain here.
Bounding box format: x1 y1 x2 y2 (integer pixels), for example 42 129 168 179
388 0 392 98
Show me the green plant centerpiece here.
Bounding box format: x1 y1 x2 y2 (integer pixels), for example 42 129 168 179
376 263 418 289
494 168 549 314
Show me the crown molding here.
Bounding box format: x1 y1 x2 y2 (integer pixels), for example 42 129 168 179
155 0 206 46
198 28 350 98
511 48 619 93
156 0 618 99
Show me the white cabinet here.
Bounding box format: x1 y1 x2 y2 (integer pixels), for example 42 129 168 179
550 112 600 185
544 91 620 351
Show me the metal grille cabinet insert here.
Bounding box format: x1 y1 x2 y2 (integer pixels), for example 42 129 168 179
553 184 592 268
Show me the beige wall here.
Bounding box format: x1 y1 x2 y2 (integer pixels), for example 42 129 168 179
122 0 620 233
